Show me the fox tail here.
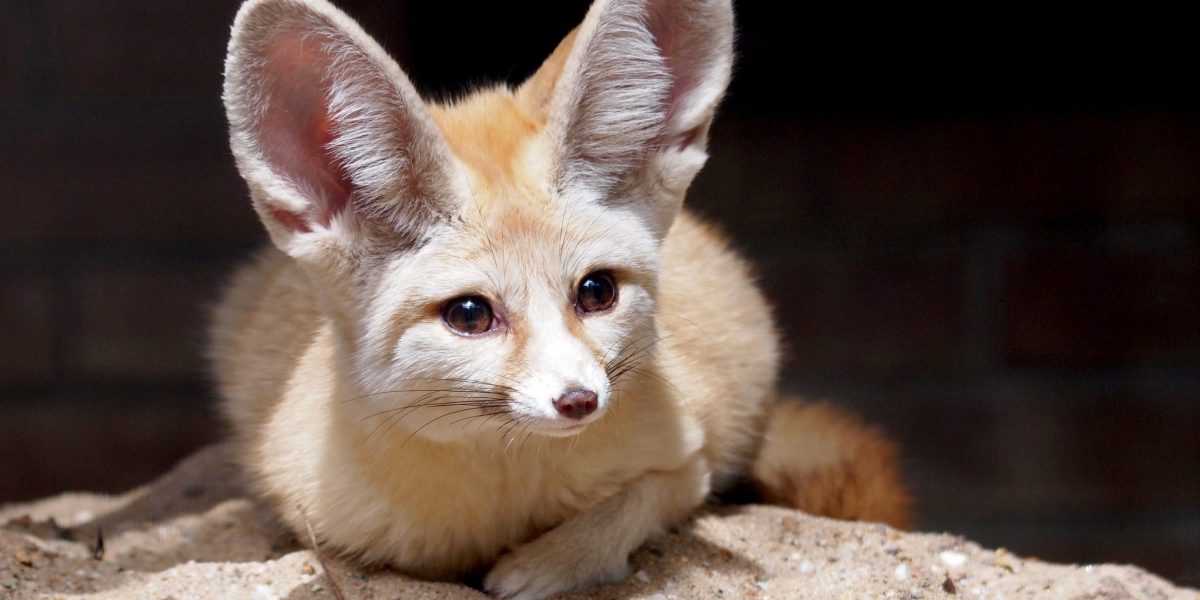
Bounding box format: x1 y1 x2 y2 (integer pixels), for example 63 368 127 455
751 399 913 529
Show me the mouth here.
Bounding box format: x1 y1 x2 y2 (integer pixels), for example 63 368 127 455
533 419 592 438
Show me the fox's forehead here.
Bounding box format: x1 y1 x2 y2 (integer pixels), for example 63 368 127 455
444 200 605 276
427 88 552 209
405 197 655 302
420 88 660 292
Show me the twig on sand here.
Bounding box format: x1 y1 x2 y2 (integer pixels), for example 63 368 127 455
92 527 106 561
298 505 348 600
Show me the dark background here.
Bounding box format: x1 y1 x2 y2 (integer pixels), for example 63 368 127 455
2 0 1198 585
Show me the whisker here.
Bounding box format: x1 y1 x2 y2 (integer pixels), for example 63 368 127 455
604 333 666 385
500 414 525 440
502 418 528 453
603 332 663 368
380 389 452 426
363 392 441 441
471 410 511 433
517 427 536 455
655 311 716 343
628 364 684 400
401 406 488 446
339 375 519 404
340 386 511 405
450 409 511 427
376 393 447 441
382 397 509 436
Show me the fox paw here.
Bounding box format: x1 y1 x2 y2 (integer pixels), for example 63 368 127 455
483 539 630 600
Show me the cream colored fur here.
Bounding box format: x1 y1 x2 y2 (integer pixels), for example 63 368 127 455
214 1 907 599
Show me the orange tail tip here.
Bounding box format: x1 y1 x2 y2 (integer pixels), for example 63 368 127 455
752 400 913 529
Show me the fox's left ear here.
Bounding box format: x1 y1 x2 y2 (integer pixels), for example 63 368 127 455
517 0 733 239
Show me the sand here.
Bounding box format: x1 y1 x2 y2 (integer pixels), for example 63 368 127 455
1 444 1195 599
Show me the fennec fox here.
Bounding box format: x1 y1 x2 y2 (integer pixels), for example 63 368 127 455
213 0 911 597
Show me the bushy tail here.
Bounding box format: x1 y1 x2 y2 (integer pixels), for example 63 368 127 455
751 399 913 529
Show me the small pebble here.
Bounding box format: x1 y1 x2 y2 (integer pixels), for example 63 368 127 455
799 560 816 574
252 584 279 600
635 570 650 583
301 563 316 576
909 589 923 599
14 550 33 567
939 551 967 568
894 563 909 581
994 552 1016 573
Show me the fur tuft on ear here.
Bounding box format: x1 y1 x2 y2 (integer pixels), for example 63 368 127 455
521 0 734 238
552 1 674 193
224 0 458 253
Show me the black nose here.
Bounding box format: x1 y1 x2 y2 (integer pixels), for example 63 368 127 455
553 389 598 420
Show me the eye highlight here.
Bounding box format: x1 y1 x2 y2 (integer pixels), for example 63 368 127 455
442 296 495 335
576 271 617 314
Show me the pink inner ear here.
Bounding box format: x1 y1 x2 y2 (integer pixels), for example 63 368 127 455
644 0 708 138
258 32 354 231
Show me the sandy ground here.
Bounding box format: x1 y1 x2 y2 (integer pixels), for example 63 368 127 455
1 444 1195 599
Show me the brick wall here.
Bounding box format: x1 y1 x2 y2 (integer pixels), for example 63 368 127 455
1 0 1197 586
691 114 1200 580
0 0 255 497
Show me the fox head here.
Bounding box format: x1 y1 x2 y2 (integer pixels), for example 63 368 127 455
223 0 733 442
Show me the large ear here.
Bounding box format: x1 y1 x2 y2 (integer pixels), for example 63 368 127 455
224 0 459 255
517 0 733 238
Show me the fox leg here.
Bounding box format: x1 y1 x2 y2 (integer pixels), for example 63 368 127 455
752 399 913 529
484 455 710 600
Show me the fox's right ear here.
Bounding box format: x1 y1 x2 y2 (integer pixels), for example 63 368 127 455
223 0 460 257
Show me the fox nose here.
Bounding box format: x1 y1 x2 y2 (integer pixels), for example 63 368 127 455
553 389 598 420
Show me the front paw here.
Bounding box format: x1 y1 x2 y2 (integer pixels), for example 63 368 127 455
483 538 630 600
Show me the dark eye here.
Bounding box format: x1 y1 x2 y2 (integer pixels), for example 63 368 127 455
576 271 617 314
442 296 495 335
